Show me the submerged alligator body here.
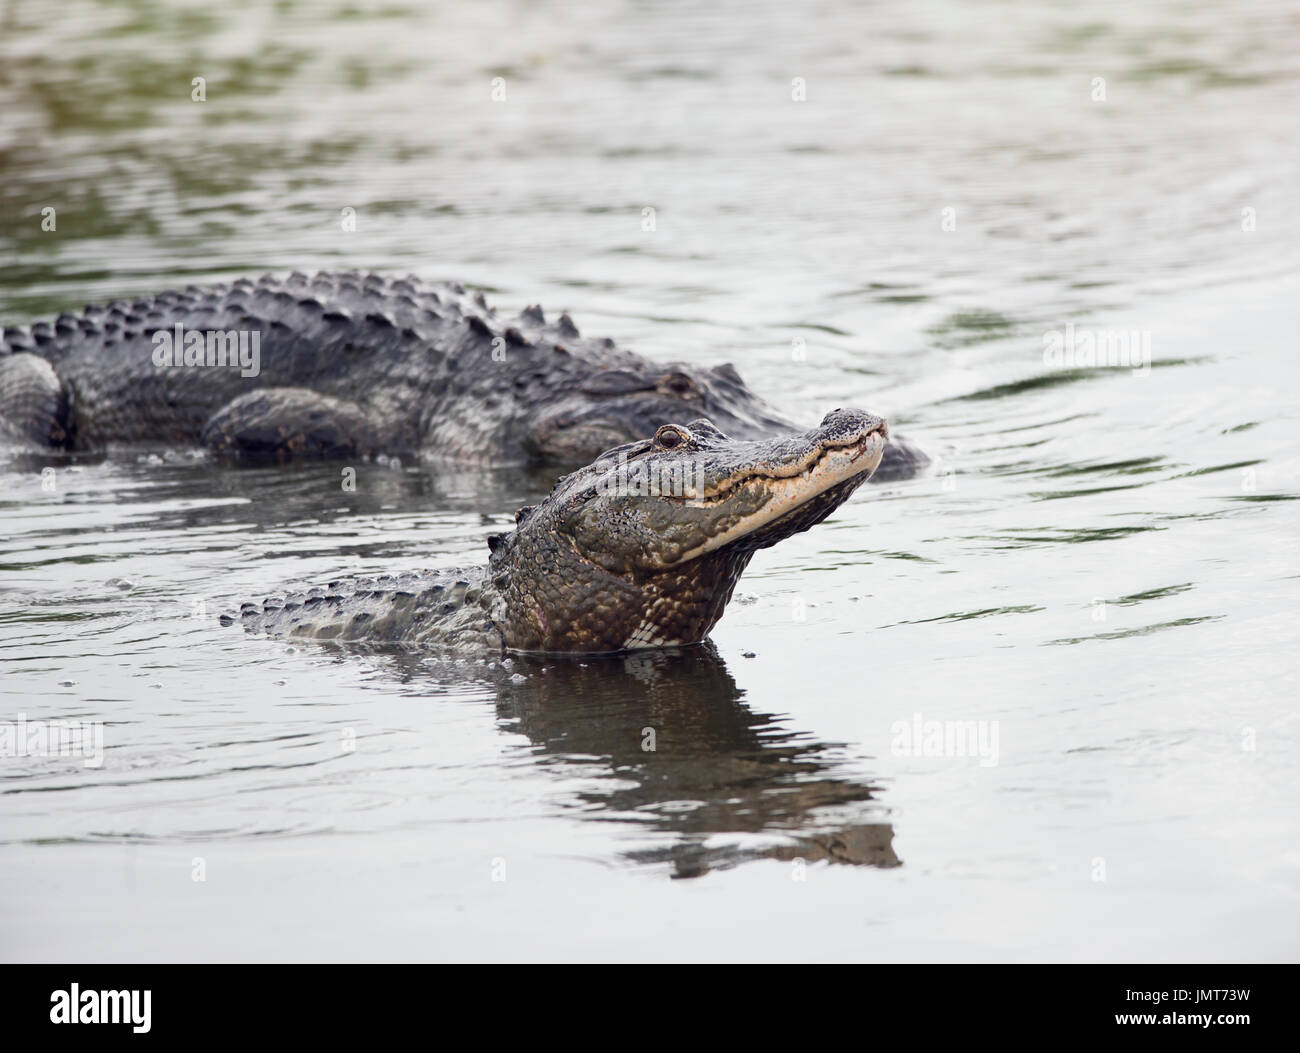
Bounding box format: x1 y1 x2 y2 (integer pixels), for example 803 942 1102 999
0 271 925 478
223 409 889 653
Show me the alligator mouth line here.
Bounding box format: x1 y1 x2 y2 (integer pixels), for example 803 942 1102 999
670 421 888 505
671 428 888 561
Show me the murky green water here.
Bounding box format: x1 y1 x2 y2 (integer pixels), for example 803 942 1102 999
2 0 1298 961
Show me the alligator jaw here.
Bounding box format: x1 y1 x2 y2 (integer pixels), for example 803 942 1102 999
673 426 887 562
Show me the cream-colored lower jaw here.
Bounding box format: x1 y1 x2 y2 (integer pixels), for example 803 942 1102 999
676 433 886 561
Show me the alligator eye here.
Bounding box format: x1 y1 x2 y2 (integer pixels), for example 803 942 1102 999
653 424 691 449
658 371 698 398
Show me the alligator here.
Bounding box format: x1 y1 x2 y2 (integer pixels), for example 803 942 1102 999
0 271 925 478
221 408 888 653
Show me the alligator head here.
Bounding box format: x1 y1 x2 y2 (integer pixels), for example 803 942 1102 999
490 407 888 652
523 361 800 464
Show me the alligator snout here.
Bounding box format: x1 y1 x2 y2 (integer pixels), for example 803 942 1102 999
817 407 889 444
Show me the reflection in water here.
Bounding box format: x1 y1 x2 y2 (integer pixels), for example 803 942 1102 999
363 642 898 879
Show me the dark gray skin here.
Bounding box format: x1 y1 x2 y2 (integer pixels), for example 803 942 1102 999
0 271 925 478
224 408 889 654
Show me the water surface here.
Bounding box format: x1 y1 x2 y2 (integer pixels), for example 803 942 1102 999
2 0 1298 961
